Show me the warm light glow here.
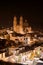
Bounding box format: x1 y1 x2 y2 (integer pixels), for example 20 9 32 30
13 16 33 34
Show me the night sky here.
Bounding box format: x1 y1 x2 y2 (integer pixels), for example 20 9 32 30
0 1 43 31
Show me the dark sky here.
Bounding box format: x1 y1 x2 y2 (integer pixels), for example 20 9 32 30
0 1 43 31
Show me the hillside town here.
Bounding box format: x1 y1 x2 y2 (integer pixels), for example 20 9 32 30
0 16 43 65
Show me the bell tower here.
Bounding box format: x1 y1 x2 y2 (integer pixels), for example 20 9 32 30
13 16 17 32
19 16 23 33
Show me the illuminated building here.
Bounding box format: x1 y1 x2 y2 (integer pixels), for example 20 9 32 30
0 52 6 60
23 19 33 33
13 16 24 34
13 16 33 34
